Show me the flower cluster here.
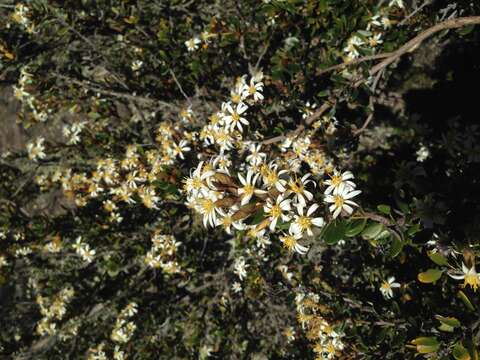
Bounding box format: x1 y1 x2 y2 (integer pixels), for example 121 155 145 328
184 74 361 256
11 4 36 34
50 129 189 215
323 170 361 219
110 302 138 343
185 31 216 52
72 236 96 264
26 136 46 161
295 291 345 360
144 232 181 274
63 121 87 145
35 287 75 336
13 67 50 122
342 2 406 61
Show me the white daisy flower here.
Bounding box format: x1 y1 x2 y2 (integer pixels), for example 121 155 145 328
264 194 292 231
233 257 249 280
262 162 288 193
380 276 401 299
238 170 267 205
287 173 315 207
224 102 249 133
324 188 361 219
242 78 264 102
215 208 246 234
290 203 324 236
448 263 480 291
246 143 266 166
196 191 220 228
280 230 309 255
324 170 356 195
170 140 191 160
185 37 201 51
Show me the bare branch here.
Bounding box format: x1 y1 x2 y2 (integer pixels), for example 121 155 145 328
316 16 480 78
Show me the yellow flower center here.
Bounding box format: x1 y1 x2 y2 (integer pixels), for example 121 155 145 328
142 194 153 208
270 204 282 218
265 171 278 185
222 216 232 227
200 198 215 214
192 177 203 189
209 115 220 126
248 85 257 94
231 112 240 122
281 235 296 251
326 342 336 355
381 282 391 291
231 94 241 103
297 216 312 231
243 184 254 196
289 179 304 194
330 175 342 187
333 195 344 208
464 273 479 291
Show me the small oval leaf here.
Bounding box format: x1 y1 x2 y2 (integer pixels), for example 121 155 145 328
428 251 449 266
389 236 404 258
321 220 348 245
418 269 443 283
345 219 366 237
377 204 391 215
412 337 440 354
453 342 471 360
361 222 384 240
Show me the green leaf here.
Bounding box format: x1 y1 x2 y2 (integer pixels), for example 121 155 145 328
418 269 443 283
458 290 476 311
453 342 471 360
428 251 449 266
250 208 265 225
377 204 391 215
321 220 347 245
436 315 460 328
407 223 421 236
457 25 475 36
411 337 440 354
436 315 460 332
361 222 384 240
345 219 366 237
317 90 329 98
389 236 404 258
395 196 410 214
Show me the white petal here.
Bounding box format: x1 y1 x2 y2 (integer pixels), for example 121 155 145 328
307 203 319 216
344 190 361 199
333 207 342 218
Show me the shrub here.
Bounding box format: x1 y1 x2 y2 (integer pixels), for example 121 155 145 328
1 1 480 359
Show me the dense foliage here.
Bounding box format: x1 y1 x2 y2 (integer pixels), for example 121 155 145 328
1 0 480 359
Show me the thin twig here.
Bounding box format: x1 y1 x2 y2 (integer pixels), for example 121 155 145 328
352 68 384 136
398 0 434 26
55 74 179 110
316 53 392 77
169 69 191 104
254 32 273 71
261 101 332 145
